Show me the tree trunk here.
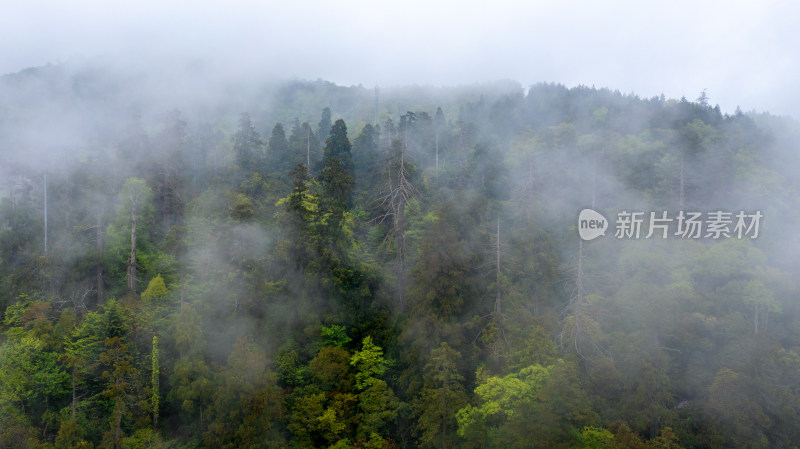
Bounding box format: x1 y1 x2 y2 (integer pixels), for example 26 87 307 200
44 171 48 255
592 154 597 209
679 152 685 209
127 207 137 292
495 219 501 316
395 196 406 311
96 212 104 304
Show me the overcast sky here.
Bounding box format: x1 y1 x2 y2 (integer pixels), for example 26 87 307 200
2 0 798 117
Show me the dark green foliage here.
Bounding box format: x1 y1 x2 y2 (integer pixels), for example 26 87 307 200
1 70 799 449
267 122 291 175
234 112 264 173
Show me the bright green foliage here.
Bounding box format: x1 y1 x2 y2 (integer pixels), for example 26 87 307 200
580 426 616 449
456 364 552 435
457 359 594 448
350 336 387 390
320 324 351 348
141 275 168 302
0 334 69 415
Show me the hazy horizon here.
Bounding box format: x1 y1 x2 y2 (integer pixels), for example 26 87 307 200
3 0 798 118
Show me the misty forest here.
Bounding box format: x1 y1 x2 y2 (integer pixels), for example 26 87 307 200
2 63 800 449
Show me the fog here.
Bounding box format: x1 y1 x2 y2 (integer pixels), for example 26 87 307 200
4 0 799 117
1 2 800 448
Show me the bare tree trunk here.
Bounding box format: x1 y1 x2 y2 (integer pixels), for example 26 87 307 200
395 147 408 311
307 127 311 170
127 207 137 292
566 239 586 356
96 212 104 304
395 195 406 311
679 152 685 209
495 218 501 317
44 171 48 255
592 154 597 209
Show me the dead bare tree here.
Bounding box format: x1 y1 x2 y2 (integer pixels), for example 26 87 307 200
373 138 418 311
119 178 150 293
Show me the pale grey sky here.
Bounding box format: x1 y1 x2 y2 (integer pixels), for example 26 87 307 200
2 0 798 117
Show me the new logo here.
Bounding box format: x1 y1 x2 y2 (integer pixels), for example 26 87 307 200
578 209 608 241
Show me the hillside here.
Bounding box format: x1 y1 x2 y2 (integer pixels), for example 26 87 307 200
1 62 799 449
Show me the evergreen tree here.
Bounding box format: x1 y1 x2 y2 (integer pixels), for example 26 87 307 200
233 113 264 173
317 119 355 240
317 106 332 143
267 122 291 175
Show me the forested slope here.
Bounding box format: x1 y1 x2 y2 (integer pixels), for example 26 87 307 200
1 63 799 449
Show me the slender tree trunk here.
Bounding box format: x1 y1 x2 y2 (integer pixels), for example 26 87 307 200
127 207 137 292
679 152 685 209
395 197 406 311
44 171 48 255
495 218 501 315
572 239 585 354
395 148 407 311
592 154 597 209
96 212 104 304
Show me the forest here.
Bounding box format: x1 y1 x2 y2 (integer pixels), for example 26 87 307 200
1 62 800 449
